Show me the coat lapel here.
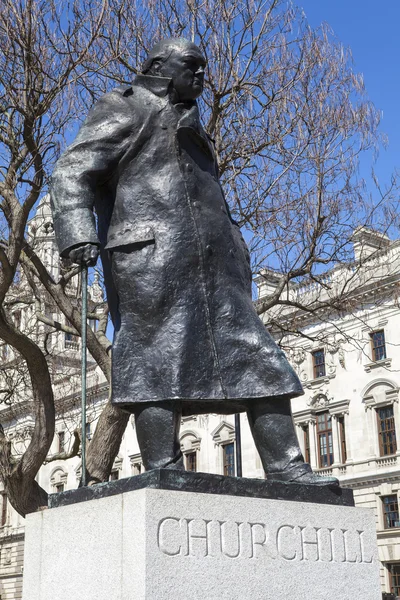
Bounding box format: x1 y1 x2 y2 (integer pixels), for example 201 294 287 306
177 105 215 162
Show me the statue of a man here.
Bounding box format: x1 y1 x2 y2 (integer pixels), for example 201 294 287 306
50 38 337 486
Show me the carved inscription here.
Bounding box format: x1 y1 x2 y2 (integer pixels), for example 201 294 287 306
157 518 374 564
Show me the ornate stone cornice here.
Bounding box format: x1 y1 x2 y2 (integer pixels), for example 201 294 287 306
211 420 235 444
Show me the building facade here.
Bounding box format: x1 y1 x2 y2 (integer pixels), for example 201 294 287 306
1 205 400 597
256 227 400 596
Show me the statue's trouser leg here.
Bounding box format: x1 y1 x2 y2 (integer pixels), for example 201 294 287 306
247 396 311 476
134 401 184 471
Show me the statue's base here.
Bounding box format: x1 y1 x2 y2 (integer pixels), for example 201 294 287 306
22 471 381 600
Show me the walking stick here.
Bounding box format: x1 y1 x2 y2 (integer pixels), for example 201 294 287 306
81 265 88 487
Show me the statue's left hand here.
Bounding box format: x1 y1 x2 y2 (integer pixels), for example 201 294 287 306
69 243 100 267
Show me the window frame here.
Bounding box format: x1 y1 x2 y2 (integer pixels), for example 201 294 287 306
185 451 197 472
382 495 400 529
64 319 79 350
377 405 397 457
0 492 7 526
388 562 400 597
370 329 387 362
222 442 235 477
312 349 326 379
316 411 334 468
58 431 65 453
13 310 21 330
51 467 68 492
132 462 142 476
1 344 8 362
88 318 98 332
109 470 119 481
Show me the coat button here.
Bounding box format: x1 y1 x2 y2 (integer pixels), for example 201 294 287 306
185 163 193 172
230 249 235 257
206 245 213 256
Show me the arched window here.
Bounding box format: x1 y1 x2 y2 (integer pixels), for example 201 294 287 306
50 468 68 493
180 430 201 472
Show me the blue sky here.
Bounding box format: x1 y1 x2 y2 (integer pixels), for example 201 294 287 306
299 0 400 189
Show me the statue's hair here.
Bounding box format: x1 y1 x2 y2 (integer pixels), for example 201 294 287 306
141 38 202 74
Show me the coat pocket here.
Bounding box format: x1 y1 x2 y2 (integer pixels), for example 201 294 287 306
105 226 155 251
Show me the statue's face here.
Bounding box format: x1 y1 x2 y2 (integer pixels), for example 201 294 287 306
158 44 206 101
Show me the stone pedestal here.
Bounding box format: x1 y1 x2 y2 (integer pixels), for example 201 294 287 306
22 471 381 600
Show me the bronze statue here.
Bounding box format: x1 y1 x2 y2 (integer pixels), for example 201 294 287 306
50 38 337 486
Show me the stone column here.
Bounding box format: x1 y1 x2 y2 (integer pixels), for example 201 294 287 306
309 419 318 469
295 423 306 456
365 406 378 458
392 401 400 456
331 415 341 466
343 411 352 462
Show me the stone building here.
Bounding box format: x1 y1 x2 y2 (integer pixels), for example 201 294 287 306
256 227 400 596
1 200 400 597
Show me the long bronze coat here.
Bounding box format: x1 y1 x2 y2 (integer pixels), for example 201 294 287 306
50 75 303 413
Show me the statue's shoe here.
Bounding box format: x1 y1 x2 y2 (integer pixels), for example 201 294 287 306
268 467 339 487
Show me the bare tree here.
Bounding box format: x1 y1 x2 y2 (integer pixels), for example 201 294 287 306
0 0 129 517
0 0 397 516
90 0 399 329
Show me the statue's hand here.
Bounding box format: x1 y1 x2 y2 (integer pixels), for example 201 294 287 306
69 243 100 267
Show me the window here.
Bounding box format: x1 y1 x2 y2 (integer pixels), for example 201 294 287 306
185 451 197 472
51 468 67 492
388 563 400 596
1 345 7 362
109 470 119 481
0 493 7 526
13 311 21 330
371 330 386 362
338 416 347 463
130 453 143 475
58 431 65 453
377 406 397 456
64 320 79 350
64 331 79 349
13 266 21 285
223 443 235 476
89 318 97 332
180 432 201 470
312 349 326 379
132 462 142 476
302 425 310 464
316 412 334 468
382 495 400 529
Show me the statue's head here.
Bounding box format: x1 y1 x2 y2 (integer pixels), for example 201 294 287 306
142 38 206 102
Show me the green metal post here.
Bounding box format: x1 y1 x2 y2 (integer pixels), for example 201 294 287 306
81 266 88 487
235 413 242 477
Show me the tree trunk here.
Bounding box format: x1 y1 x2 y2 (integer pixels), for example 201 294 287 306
85 399 129 485
0 308 54 515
